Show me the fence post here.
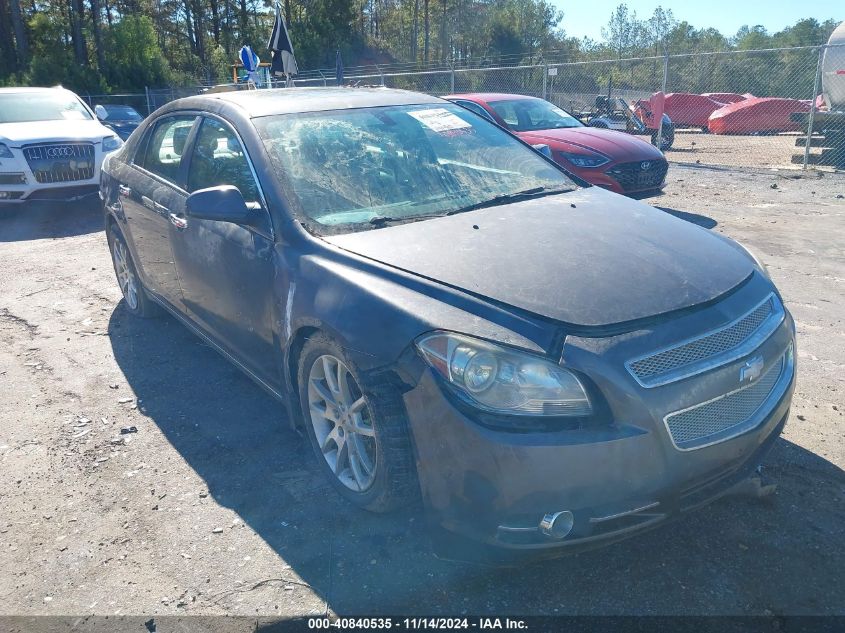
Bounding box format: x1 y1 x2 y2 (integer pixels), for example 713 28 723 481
318 70 326 87
450 63 455 93
144 87 152 116
375 65 384 87
803 45 826 170
542 63 548 100
655 50 669 152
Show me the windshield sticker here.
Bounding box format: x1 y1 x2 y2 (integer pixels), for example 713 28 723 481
409 108 472 133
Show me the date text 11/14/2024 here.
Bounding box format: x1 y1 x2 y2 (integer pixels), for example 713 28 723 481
307 617 529 630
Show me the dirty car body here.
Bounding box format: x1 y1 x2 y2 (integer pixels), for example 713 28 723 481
100 88 795 561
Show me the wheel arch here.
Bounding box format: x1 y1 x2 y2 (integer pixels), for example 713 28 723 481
284 324 321 430
283 320 415 431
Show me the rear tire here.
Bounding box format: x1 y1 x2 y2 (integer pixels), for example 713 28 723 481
107 224 161 318
297 333 418 513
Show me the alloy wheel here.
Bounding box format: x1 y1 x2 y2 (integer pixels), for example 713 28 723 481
112 238 139 311
307 354 378 492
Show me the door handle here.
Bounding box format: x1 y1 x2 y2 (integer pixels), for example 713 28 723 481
118 185 131 197
169 213 188 230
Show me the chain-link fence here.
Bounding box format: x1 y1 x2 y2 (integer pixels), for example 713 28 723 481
86 44 845 171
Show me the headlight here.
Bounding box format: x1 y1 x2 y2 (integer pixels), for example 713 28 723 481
557 151 609 168
0 143 14 159
416 331 592 417
102 135 123 152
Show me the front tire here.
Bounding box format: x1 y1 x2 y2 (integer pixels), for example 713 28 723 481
107 225 160 318
297 333 418 512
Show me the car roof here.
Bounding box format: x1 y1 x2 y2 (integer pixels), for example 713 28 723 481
443 93 541 104
167 87 444 118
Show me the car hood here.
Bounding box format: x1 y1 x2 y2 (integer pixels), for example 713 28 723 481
324 187 753 328
0 119 113 145
520 127 663 161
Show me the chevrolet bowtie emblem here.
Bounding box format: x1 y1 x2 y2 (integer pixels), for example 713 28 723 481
740 355 765 383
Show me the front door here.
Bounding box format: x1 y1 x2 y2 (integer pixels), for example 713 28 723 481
122 114 197 307
168 116 279 383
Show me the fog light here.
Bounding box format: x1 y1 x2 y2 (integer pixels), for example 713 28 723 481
0 191 11 199
539 510 575 539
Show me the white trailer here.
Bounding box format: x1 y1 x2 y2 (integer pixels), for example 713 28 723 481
822 21 845 111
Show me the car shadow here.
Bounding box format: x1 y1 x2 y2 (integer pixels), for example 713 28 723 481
0 199 103 242
109 303 845 615
656 205 718 229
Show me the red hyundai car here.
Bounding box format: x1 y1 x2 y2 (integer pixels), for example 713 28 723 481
445 93 668 195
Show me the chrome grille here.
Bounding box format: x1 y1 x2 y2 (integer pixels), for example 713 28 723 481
22 143 95 184
628 295 782 387
664 351 788 450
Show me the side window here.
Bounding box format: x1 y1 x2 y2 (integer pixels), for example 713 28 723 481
456 100 496 124
187 118 260 203
140 115 196 184
490 102 519 128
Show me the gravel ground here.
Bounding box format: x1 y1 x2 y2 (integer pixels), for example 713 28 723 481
667 131 843 171
0 164 843 618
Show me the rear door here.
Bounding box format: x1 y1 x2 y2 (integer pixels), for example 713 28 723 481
122 114 198 308
167 116 279 382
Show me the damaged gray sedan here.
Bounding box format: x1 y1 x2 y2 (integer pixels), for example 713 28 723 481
100 88 796 560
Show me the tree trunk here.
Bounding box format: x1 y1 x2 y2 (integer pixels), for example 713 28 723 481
423 0 429 63
238 0 248 43
185 0 196 55
90 0 106 71
69 0 87 65
209 0 220 45
222 0 232 53
0 0 17 74
191 0 206 66
439 0 446 62
411 0 418 62
284 0 291 27
9 0 29 68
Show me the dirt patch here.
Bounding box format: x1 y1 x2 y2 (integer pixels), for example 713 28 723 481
666 130 845 173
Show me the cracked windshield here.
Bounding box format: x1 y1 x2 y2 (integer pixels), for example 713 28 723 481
256 103 574 231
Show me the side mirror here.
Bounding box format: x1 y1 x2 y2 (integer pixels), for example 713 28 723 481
531 143 552 158
186 185 252 225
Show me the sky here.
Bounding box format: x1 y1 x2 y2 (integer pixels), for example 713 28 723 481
554 0 843 41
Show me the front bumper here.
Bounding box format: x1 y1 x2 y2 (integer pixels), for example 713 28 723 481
0 184 100 204
403 286 795 561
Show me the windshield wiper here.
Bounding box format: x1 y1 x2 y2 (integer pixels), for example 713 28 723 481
368 213 449 227
445 186 572 216
366 187 571 228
